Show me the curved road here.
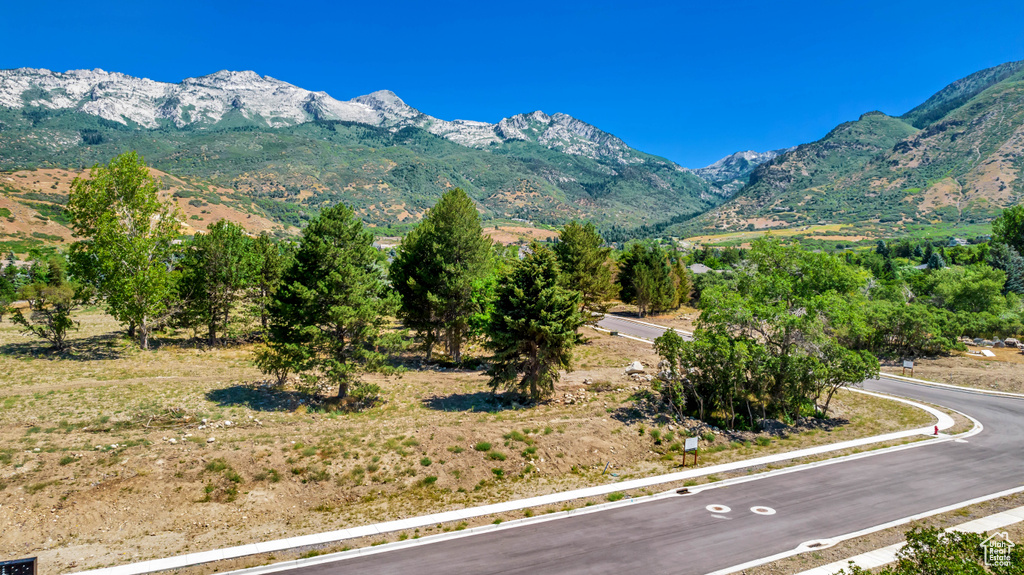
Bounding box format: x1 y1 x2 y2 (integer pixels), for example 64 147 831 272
282 315 1024 575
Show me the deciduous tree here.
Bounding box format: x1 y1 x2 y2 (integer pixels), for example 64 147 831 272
67 152 181 349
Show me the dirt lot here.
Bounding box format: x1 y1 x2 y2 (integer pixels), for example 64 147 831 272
0 311 934 574
881 346 1024 395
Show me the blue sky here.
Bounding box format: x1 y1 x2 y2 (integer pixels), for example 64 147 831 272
5 0 1024 167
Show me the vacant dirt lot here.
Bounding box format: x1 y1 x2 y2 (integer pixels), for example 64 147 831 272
882 346 1024 394
0 311 933 574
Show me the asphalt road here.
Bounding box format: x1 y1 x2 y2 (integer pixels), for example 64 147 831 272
283 315 1024 575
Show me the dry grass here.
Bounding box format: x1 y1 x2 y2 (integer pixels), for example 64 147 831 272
0 310 935 574
881 347 1024 395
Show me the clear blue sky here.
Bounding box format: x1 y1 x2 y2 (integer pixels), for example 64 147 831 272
5 0 1024 168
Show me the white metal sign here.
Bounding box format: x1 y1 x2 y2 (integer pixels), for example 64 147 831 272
684 437 698 452
903 360 914 369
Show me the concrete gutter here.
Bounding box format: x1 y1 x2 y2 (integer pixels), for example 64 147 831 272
68 388 961 575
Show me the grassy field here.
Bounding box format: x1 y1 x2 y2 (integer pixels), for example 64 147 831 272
0 310 934 574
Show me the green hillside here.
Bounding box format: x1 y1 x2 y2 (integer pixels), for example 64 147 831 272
0 105 715 231
674 60 1024 239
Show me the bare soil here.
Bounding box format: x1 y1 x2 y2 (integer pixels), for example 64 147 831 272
881 347 1024 395
0 311 933 574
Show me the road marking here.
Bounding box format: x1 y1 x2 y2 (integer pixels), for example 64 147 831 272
706 504 731 513
751 506 776 515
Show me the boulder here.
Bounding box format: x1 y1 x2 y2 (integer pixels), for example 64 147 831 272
624 361 645 375
994 340 1006 348
1004 338 1020 347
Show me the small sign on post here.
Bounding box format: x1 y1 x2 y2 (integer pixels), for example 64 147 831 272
902 360 914 377
683 437 699 467
0 557 36 575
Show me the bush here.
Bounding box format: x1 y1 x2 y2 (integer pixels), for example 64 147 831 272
473 442 491 451
420 457 432 467
487 450 507 461
348 382 382 409
607 492 625 502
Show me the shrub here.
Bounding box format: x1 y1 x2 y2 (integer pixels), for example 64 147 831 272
447 445 464 454
474 442 491 451
420 457 432 467
607 492 625 502
487 450 507 461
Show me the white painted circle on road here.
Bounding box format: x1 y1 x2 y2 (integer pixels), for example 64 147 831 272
706 504 731 513
751 506 776 515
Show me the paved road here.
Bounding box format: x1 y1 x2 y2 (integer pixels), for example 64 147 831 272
284 316 1024 575
596 314 688 341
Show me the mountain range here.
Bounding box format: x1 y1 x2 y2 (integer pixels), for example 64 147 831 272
0 68 730 242
0 61 1022 248
677 60 1024 238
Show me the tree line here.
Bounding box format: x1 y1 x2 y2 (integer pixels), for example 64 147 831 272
8 152 688 405
9 151 1022 430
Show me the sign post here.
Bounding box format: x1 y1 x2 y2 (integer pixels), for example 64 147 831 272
902 360 914 377
0 558 36 575
684 437 699 467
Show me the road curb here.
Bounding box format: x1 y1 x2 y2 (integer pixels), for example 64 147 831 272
67 388 964 575
879 372 1024 399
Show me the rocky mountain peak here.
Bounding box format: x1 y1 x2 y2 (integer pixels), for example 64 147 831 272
0 67 676 166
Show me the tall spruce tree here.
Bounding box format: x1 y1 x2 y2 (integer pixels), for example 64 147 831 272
249 233 289 330
67 152 181 349
390 189 491 363
257 204 401 400
617 242 676 317
552 221 616 316
486 244 583 400
178 220 255 345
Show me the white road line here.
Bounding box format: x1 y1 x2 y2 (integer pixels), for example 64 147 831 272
791 504 1024 575
706 487 1024 575
66 317 992 575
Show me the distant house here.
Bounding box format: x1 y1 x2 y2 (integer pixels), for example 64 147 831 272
689 263 729 275
948 237 968 247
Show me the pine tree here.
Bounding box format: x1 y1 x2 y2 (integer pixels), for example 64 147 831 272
257 204 401 401
617 243 676 317
987 242 1024 295
486 244 583 400
178 220 255 345
552 221 616 316
928 251 946 270
390 189 492 363
249 233 289 330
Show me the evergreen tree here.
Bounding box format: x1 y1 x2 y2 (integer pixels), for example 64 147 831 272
928 251 946 270
178 220 255 345
617 242 676 317
552 221 617 315
390 189 492 363
67 152 181 349
249 233 289 330
257 204 401 401
486 244 583 400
